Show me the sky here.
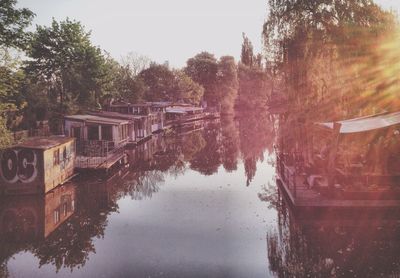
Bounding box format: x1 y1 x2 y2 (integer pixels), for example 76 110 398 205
17 0 400 68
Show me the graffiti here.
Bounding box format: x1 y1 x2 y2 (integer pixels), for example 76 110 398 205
0 149 38 184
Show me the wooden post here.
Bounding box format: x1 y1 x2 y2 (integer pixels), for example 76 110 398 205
327 122 341 189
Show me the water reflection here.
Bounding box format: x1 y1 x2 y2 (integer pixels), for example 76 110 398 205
264 188 400 277
0 184 76 276
1 114 275 276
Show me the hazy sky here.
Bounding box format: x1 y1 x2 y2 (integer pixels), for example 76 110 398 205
17 0 400 68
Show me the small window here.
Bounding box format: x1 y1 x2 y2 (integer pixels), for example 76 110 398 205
54 209 60 224
54 149 60 165
101 125 113 141
72 127 81 139
63 147 67 161
88 125 99 140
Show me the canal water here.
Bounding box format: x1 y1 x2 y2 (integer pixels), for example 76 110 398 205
1 115 400 277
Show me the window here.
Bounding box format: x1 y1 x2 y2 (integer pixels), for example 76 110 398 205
54 149 60 165
72 127 81 139
101 125 113 141
54 210 60 224
88 125 99 140
123 124 128 139
63 147 67 161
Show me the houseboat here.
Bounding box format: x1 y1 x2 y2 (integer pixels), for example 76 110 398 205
64 115 129 170
105 100 165 133
87 111 152 145
165 105 205 126
0 136 75 195
276 111 400 208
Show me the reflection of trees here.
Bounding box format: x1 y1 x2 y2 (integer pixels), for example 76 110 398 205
181 131 206 162
221 116 240 172
33 184 118 272
190 121 222 175
258 182 280 210
0 115 277 275
124 170 164 200
0 189 79 276
239 113 275 185
265 188 400 277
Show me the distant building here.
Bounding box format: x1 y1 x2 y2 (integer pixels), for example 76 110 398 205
165 106 205 126
105 101 167 133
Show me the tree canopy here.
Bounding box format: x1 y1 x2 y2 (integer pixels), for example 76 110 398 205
25 19 109 114
0 0 34 49
184 52 219 106
263 0 397 118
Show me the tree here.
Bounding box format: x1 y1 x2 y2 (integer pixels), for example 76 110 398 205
216 56 238 113
237 63 270 109
172 70 204 105
139 63 175 101
184 52 219 106
138 63 203 104
0 0 34 49
110 61 146 103
241 33 254 67
0 116 12 149
0 0 34 146
26 19 108 115
0 49 25 113
262 0 396 117
120 52 151 76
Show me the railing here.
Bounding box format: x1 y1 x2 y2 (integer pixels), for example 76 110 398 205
276 153 298 197
12 127 51 141
75 140 126 169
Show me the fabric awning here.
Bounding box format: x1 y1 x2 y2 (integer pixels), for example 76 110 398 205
317 112 400 134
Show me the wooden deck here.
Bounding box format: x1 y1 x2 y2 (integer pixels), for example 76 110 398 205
277 177 400 208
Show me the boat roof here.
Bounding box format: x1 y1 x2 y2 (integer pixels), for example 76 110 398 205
87 111 148 121
317 112 400 134
166 106 204 114
65 114 129 125
109 100 192 108
14 136 74 150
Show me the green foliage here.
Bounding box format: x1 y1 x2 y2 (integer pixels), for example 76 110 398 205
26 19 108 114
241 33 254 67
185 52 240 110
184 52 219 106
139 63 204 105
216 56 238 113
238 35 270 110
0 116 12 149
0 0 33 136
139 63 176 101
263 0 397 117
0 48 26 114
110 61 146 103
238 63 270 109
0 0 34 49
172 70 204 105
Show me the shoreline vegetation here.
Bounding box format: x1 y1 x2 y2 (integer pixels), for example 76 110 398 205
0 1 270 149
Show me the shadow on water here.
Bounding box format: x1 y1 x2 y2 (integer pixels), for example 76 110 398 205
0 113 277 277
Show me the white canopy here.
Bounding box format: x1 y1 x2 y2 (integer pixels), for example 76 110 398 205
317 112 400 134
